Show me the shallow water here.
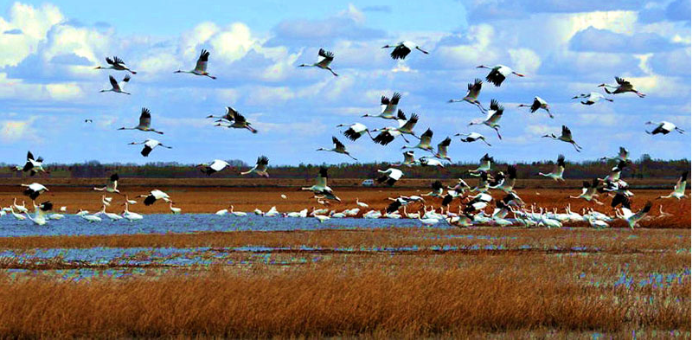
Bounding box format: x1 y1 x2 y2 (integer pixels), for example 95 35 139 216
0 214 433 237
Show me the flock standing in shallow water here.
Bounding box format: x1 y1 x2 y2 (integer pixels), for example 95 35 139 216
3 40 687 227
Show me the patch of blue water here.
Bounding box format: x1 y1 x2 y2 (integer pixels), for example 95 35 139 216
0 214 434 237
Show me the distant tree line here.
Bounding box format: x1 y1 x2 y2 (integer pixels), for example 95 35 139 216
0 155 687 180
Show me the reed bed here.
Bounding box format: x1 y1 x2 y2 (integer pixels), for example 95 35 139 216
0 251 688 338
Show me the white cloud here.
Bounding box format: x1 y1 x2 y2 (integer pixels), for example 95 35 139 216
0 116 38 143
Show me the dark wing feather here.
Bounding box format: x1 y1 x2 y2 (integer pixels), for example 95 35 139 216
332 136 345 149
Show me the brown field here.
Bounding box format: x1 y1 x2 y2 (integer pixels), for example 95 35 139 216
0 180 689 337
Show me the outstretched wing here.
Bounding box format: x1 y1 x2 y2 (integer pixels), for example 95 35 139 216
420 128 433 144
561 125 573 139
195 49 210 72
109 75 120 91
467 78 482 99
401 113 418 131
332 136 345 149
139 108 152 127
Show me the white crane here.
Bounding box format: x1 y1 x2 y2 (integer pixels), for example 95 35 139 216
169 201 182 214
100 74 131 95
197 160 230 176
299 48 338 76
175 49 216 79
240 156 269 177
12 198 28 213
370 126 408 146
455 132 491 146
356 199 369 208
393 151 418 167
337 122 370 141
317 136 357 160
93 173 120 193
122 202 143 221
468 99 503 139
600 147 629 163
476 64 524 87
469 153 494 175
98 205 123 221
645 121 684 135
598 77 645 98
616 201 652 229
572 92 613 105
10 206 26 221
376 168 403 186
80 212 102 223
25 201 52 226
657 171 688 200
419 157 444 168
402 128 434 153
301 167 341 202
518 96 553 118
542 125 582 152
15 151 47 176
139 189 171 206
433 137 452 162
382 41 428 60
538 155 566 181
362 93 401 119
207 106 237 122
214 108 257 133
129 139 171 157
118 108 164 134
448 78 486 113
569 179 603 204
95 56 136 74
21 182 48 200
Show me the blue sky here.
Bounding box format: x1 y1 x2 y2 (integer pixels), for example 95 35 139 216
0 0 689 166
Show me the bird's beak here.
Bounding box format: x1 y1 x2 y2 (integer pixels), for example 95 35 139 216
571 96 578 99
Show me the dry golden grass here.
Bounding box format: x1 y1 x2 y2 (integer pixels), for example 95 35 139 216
0 251 688 338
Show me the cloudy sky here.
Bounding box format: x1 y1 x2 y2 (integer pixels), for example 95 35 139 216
0 0 689 166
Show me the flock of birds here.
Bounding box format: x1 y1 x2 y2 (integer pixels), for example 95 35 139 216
6 42 688 228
